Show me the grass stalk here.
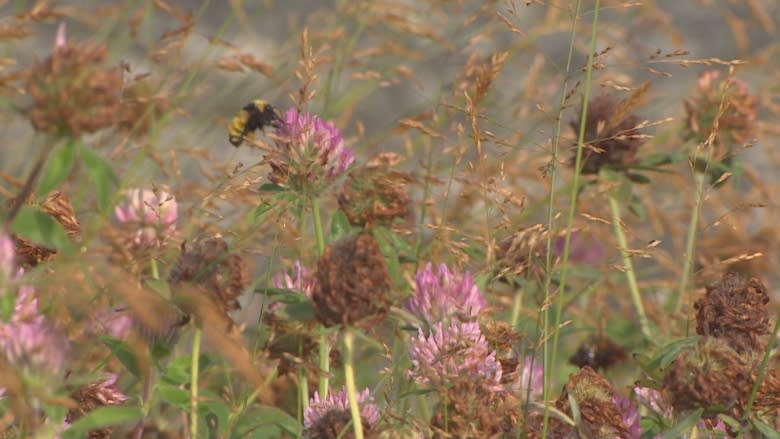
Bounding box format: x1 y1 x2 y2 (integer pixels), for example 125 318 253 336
608 192 651 339
311 198 330 400
542 1 598 436
343 328 364 439
190 328 202 438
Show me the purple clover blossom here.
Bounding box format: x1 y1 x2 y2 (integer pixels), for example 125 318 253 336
304 387 380 430
409 320 502 391
90 307 133 339
274 108 355 189
272 260 315 297
553 231 604 266
613 395 641 439
514 357 543 401
83 373 129 405
633 386 672 418
0 285 69 374
114 188 178 247
405 263 485 325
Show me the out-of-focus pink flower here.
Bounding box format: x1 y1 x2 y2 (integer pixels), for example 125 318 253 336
304 386 380 429
0 285 69 374
409 320 502 391
83 373 129 405
272 260 315 297
0 234 14 278
514 357 543 401
55 22 67 50
270 108 355 193
553 231 604 266
613 395 641 439
90 307 133 339
114 188 177 246
405 263 485 325
633 386 672 418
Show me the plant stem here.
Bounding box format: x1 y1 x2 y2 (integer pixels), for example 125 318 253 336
311 198 330 399
542 1 595 437
343 328 364 439
190 328 202 438
608 192 651 339
670 171 705 317
743 312 780 420
299 337 309 433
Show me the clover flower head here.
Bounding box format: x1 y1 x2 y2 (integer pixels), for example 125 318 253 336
273 260 315 297
270 108 355 193
90 307 133 340
514 356 544 401
633 386 671 418
406 263 485 324
304 386 380 430
409 320 502 390
0 285 69 374
613 395 641 439
114 188 178 246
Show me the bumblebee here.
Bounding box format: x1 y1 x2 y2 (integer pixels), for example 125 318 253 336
228 100 280 147
569 335 627 371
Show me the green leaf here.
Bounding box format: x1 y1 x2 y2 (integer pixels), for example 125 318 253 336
625 172 650 184
329 209 352 242
11 206 73 253
639 152 673 167
233 405 301 437
752 417 780 439
146 278 172 300
161 354 213 385
629 193 646 220
37 140 76 199
643 336 699 374
253 202 273 219
63 407 143 438
156 383 191 409
660 408 703 439
385 228 416 262
371 227 403 288
258 183 287 192
254 287 309 304
79 144 118 213
100 335 141 378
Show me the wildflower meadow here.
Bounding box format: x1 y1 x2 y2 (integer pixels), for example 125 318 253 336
2 1 780 438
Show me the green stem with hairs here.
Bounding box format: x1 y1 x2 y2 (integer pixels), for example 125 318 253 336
298 337 309 433
670 171 706 318
343 328 364 439
311 198 330 399
542 1 597 437
608 192 651 339
190 328 202 438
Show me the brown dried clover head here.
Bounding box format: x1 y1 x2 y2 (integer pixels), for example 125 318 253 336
337 154 412 229
555 366 629 438
684 69 758 152
168 236 249 318
570 94 644 175
694 272 770 353
430 379 518 438
8 190 80 268
311 233 391 328
662 337 752 415
26 41 121 136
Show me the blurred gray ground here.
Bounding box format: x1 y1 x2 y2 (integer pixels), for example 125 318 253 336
1 0 775 169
